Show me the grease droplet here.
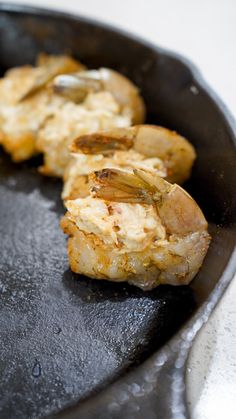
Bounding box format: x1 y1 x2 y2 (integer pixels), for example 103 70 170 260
32 360 41 378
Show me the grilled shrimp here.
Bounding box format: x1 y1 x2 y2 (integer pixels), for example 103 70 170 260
37 92 131 177
71 125 196 184
0 54 84 161
62 150 166 200
52 68 146 124
61 168 210 290
18 53 86 102
62 124 195 200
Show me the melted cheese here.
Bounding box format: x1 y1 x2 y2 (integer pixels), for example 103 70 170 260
66 196 166 253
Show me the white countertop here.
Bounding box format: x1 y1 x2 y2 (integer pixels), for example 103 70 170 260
5 0 236 417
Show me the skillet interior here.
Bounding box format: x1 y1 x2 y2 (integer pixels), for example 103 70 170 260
0 5 235 418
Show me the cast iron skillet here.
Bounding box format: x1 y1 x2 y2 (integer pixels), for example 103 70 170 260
0 3 235 419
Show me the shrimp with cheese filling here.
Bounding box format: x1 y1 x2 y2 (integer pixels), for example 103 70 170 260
37 68 146 176
62 124 195 200
52 67 146 124
0 54 83 161
61 168 210 290
37 92 131 177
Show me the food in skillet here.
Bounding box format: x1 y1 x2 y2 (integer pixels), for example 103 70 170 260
0 54 83 161
36 90 131 177
37 68 145 176
62 125 196 200
52 68 145 124
0 56 145 175
61 169 210 290
0 53 210 291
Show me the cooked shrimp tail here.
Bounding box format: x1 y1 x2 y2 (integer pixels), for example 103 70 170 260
71 125 196 184
70 129 134 154
19 54 84 102
52 68 146 124
53 73 102 103
90 168 156 203
90 168 208 235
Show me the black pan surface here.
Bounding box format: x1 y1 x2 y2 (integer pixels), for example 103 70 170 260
0 4 235 419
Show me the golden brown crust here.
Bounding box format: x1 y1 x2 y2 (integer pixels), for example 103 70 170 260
60 202 210 290
62 175 90 200
0 54 86 163
0 132 36 162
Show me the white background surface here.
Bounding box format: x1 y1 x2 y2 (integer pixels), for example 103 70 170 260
5 0 236 417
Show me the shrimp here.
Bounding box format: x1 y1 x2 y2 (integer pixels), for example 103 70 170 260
62 124 195 200
52 68 146 124
63 143 167 201
0 54 84 161
62 150 166 200
61 168 210 290
37 91 131 177
37 67 146 175
18 53 86 102
71 125 196 184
